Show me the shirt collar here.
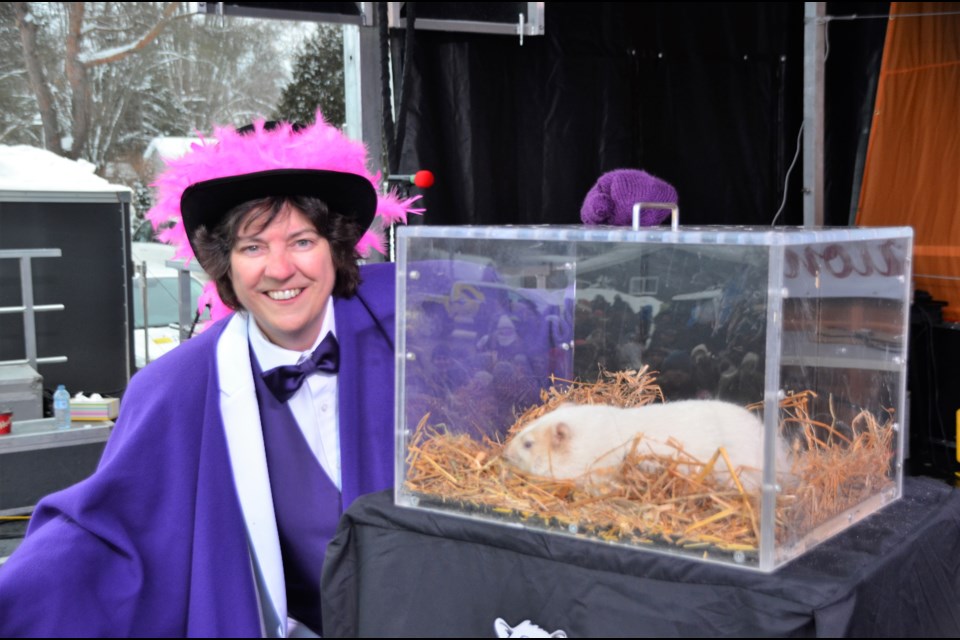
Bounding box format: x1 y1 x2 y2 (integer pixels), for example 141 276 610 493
246 296 337 371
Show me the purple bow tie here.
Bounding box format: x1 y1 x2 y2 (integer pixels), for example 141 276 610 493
261 332 340 403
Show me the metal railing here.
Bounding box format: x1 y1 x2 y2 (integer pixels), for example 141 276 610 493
0 249 68 368
165 259 202 342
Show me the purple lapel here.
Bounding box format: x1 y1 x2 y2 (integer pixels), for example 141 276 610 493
334 262 396 508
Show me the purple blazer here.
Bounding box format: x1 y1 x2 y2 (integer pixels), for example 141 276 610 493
0 262 396 637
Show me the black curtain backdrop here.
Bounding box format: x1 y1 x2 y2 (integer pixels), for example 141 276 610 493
393 2 888 228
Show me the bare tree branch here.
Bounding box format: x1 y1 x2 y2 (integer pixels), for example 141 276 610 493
0 122 24 143
79 2 182 67
6 2 295 171
66 2 90 157
13 1 63 154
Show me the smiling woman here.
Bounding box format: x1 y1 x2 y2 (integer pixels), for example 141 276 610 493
0 116 424 637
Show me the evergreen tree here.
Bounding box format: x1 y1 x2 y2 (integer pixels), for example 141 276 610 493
274 24 344 127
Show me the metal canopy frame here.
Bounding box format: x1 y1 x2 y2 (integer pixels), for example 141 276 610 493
803 2 827 227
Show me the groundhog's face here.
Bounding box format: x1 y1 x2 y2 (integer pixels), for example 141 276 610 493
503 417 574 478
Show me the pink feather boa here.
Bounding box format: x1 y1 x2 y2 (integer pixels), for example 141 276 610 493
145 112 423 323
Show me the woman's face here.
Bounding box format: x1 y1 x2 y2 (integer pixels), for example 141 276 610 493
230 203 336 351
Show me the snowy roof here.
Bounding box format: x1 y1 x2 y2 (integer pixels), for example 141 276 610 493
143 136 214 162
0 145 129 192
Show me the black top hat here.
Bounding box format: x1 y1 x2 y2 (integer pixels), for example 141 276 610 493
180 168 377 247
178 121 378 251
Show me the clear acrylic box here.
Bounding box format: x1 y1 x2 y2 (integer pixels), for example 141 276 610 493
394 225 913 572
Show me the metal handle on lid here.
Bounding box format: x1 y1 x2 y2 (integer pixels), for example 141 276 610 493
632 202 680 232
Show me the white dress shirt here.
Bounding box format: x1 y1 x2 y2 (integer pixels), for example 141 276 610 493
246 299 341 490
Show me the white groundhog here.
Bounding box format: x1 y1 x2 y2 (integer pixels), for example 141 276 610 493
503 401 792 491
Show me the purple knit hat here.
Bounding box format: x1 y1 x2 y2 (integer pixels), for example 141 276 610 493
580 169 678 226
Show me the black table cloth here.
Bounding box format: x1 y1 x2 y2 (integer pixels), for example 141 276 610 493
321 476 960 637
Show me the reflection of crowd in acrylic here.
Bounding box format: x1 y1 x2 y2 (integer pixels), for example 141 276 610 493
573 265 768 405
405 257 772 438
405 298 572 442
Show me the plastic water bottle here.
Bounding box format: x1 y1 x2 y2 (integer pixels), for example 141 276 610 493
53 384 71 430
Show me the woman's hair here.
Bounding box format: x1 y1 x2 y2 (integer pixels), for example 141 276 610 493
192 195 365 310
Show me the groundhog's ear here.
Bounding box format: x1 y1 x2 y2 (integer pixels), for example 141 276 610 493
552 421 571 446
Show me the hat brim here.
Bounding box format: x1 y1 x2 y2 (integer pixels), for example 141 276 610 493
180 169 377 252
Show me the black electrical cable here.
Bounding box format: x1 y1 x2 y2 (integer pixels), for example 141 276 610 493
377 1 417 175
187 305 208 340
393 2 416 173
